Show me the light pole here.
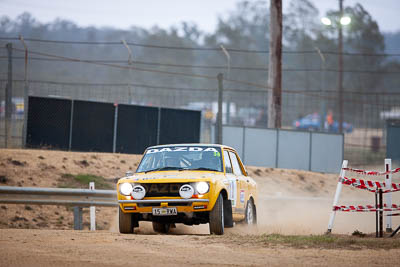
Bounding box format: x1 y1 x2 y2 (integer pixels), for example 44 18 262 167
321 0 351 133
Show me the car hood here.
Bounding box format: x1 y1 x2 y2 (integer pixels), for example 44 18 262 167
118 170 223 183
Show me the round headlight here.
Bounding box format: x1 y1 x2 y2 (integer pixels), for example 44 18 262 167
179 184 194 199
131 185 146 200
196 182 209 194
120 183 133 196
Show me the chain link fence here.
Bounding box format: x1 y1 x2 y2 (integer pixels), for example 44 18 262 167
1 41 399 168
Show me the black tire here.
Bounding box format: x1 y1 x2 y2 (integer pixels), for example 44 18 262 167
119 207 134 233
152 222 171 234
209 193 224 235
245 199 257 225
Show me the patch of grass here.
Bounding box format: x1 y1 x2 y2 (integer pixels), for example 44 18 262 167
352 230 366 237
220 233 400 250
58 173 113 189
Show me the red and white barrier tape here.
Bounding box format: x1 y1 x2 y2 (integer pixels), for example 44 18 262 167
333 204 400 212
342 167 400 176
340 177 400 193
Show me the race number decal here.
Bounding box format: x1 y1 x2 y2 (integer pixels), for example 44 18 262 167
227 177 237 207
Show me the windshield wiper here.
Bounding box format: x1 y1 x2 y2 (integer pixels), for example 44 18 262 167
189 167 219 172
144 166 182 173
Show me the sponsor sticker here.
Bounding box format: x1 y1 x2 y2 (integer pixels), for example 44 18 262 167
147 147 219 154
240 190 245 203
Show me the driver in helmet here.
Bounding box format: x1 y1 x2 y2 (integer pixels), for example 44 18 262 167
201 151 221 171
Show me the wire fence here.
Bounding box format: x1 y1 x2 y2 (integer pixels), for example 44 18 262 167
1 37 399 168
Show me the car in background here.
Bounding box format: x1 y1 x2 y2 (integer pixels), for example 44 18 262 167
117 144 257 235
293 113 353 133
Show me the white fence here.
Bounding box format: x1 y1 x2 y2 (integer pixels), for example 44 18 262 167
219 126 343 173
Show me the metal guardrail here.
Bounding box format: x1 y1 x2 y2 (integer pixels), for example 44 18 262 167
0 185 118 230
0 186 117 206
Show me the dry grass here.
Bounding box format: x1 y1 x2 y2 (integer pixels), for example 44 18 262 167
215 233 400 250
57 173 113 189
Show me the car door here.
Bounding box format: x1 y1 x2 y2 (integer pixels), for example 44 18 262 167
223 150 238 211
228 151 247 213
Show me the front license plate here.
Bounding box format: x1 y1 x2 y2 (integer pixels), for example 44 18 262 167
152 207 177 216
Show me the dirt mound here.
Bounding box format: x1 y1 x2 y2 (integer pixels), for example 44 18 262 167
0 149 141 230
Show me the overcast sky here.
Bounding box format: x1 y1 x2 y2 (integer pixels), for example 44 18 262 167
1 0 399 33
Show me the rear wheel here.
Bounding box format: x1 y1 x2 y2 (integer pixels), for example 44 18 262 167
119 207 135 233
209 194 224 235
152 222 171 234
245 199 257 225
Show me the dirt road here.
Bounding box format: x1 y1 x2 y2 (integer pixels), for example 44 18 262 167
0 228 398 267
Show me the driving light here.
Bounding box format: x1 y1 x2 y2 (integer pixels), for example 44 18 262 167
179 184 194 199
196 182 209 194
131 185 146 200
120 183 133 196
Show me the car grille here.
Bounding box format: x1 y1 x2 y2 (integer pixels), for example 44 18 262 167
140 183 184 198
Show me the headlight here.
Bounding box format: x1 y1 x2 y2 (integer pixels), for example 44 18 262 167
131 185 146 200
179 184 194 199
196 182 209 194
120 183 133 196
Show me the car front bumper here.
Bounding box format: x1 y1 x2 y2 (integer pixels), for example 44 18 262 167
118 198 210 213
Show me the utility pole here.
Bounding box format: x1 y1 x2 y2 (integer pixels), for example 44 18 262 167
5 43 13 147
338 0 344 133
216 73 223 144
267 0 282 128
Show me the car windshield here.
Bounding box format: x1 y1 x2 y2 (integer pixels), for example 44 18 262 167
136 146 223 173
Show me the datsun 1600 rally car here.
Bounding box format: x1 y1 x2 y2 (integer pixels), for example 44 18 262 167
117 144 257 235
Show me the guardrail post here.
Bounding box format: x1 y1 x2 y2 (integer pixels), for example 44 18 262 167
89 182 96 231
73 206 83 230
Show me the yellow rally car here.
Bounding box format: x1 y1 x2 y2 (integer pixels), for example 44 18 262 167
117 144 257 235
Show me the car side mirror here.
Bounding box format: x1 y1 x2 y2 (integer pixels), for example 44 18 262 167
125 170 133 177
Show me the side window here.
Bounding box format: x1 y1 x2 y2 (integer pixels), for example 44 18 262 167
229 151 243 176
223 150 233 174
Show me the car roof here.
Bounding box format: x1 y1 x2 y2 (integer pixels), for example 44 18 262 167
146 143 236 151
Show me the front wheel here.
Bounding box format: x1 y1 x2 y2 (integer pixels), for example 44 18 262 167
245 199 257 225
119 207 135 233
152 222 171 234
209 194 224 235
